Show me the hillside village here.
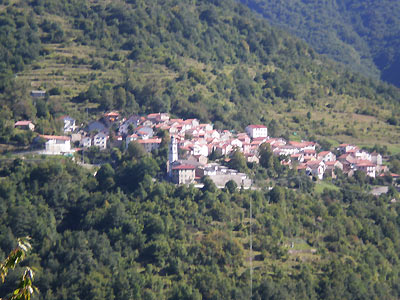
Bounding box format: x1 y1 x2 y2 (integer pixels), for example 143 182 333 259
14 104 399 188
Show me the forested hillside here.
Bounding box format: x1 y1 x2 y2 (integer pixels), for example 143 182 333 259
240 0 400 87
0 154 400 299
0 0 399 148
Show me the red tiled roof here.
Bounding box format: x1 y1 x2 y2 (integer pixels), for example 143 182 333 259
247 124 267 129
40 135 70 141
172 164 196 170
137 138 162 144
355 160 375 167
304 149 316 153
346 148 359 153
15 120 33 126
147 113 160 118
104 111 119 117
318 151 331 157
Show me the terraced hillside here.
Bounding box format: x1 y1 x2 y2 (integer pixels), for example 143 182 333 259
0 0 399 149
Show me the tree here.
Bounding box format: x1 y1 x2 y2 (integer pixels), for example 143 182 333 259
228 150 248 173
225 180 238 193
0 237 38 300
126 140 147 160
259 143 274 169
269 186 285 203
96 163 115 191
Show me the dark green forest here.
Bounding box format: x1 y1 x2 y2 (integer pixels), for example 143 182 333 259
241 0 400 87
0 149 400 299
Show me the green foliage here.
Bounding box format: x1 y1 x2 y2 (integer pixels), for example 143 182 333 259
0 237 38 300
0 157 400 299
241 0 400 87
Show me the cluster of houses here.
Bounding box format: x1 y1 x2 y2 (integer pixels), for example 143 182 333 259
13 110 390 185
274 141 385 180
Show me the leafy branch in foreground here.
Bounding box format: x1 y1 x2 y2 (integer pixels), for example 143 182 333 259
0 237 38 300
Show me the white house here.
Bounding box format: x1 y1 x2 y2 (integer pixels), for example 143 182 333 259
192 143 209 157
306 160 326 180
118 115 141 135
338 144 358 153
245 125 268 139
371 152 382 165
317 151 336 162
147 113 169 125
61 116 77 133
171 164 196 184
93 132 108 150
137 138 162 153
40 135 72 155
355 160 376 178
354 150 371 161
80 136 92 148
31 90 46 98
14 120 35 131
273 145 299 156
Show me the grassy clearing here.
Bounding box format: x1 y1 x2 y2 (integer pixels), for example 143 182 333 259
315 181 340 194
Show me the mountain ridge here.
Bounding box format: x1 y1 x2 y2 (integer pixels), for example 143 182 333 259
240 0 400 87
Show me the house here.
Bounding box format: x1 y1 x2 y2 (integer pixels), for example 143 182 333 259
118 115 141 135
171 164 196 184
246 153 259 164
183 119 200 129
354 150 371 161
245 125 268 139
125 134 139 148
325 161 343 178
192 143 209 157
134 126 154 139
147 113 169 124
303 149 317 157
31 90 46 98
93 132 108 149
231 138 243 148
371 152 382 165
80 136 92 148
273 145 299 156
355 160 376 178
14 120 35 131
187 155 208 165
40 135 71 154
199 123 213 132
291 153 304 162
317 151 336 162
338 153 357 173
71 133 82 143
289 141 316 152
338 144 357 153
306 160 326 180
60 116 76 133
137 138 162 153
104 111 120 123
220 130 233 141
86 121 107 133
237 133 251 144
